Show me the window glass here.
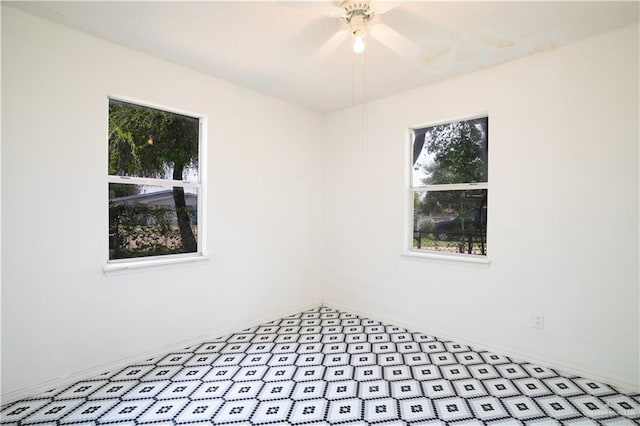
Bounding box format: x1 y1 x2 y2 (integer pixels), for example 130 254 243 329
108 99 202 262
109 100 199 181
413 190 487 255
412 117 488 186
109 184 198 260
409 117 488 257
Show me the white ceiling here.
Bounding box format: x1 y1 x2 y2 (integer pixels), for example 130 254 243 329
8 1 640 113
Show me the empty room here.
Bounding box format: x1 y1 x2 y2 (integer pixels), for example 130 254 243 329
1 1 638 424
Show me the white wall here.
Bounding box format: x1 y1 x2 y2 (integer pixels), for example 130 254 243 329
2 5 638 398
1 7 323 396
323 25 639 389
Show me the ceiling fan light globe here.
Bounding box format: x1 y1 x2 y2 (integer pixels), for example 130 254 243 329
353 36 366 53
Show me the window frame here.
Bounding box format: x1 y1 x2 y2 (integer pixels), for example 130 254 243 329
104 95 208 273
403 115 490 264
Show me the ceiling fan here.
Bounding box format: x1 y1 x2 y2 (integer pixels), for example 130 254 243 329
306 1 516 69
309 0 422 62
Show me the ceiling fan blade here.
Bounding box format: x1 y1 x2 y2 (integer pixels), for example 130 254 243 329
283 2 345 18
371 2 399 15
369 23 421 60
321 4 346 18
308 29 348 64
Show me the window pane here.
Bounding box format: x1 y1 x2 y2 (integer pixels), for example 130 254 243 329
109 183 198 260
413 189 487 255
108 99 199 181
412 117 488 186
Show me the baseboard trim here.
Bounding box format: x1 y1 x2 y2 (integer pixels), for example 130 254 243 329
1 301 322 406
323 301 640 393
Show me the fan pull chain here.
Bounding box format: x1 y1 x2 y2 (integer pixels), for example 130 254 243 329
361 50 368 149
353 63 357 108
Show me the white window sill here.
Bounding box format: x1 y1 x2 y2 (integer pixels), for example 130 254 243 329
402 249 491 265
103 254 209 275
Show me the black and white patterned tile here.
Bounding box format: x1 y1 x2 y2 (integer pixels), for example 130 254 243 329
2 306 639 425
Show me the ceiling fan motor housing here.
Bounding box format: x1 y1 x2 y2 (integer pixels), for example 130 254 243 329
341 0 374 38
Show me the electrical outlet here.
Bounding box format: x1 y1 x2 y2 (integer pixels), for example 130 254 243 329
532 314 544 329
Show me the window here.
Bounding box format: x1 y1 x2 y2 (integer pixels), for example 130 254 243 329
408 116 488 257
108 98 204 263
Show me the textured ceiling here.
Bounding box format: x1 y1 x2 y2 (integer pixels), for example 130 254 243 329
7 1 640 113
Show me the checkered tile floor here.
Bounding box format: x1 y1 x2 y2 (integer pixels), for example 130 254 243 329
2 306 639 425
